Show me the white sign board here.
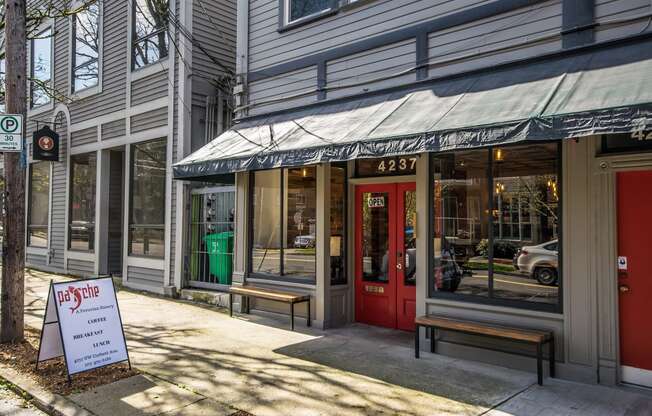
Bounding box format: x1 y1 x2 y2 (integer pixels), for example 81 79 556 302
0 114 23 152
37 277 130 379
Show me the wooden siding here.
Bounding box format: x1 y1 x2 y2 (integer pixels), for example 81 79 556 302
68 258 95 276
327 39 416 100
248 66 318 115
127 266 165 287
594 0 652 42
101 119 127 141
71 126 98 147
50 113 68 270
26 253 47 268
192 0 237 80
131 70 169 107
130 107 168 134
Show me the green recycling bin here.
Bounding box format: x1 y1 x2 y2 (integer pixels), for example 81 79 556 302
204 231 234 284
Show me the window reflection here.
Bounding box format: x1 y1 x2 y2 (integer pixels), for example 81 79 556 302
330 165 346 285
69 153 97 251
284 167 317 277
129 138 166 257
133 0 169 69
31 28 52 107
72 2 100 92
404 190 417 286
433 151 489 295
289 0 332 23
252 170 281 275
492 144 559 304
362 192 390 283
28 163 50 247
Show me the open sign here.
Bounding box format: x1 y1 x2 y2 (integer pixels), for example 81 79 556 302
367 196 385 208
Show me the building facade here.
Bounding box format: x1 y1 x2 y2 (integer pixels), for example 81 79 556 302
174 0 652 388
22 0 236 293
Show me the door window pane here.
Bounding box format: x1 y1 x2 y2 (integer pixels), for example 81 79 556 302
492 144 559 304
252 170 281 275
362 192 390 283
330 165 346 285
433 150 489 295
403 190 416 286
28 162 50 247
283 167 316 278
69 153 97 251
129 138 166 257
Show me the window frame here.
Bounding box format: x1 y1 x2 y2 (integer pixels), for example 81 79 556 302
247 167 318 285
27 162 51 249
278 0 339 32
68 152 98 253
128 138 167 259
427 142 563 314
330 162 348 286
29 24 54 112
69 0 103 97
131 0 170 71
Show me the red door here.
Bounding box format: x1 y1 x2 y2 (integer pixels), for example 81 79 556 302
617 171 652 387
355 183 416 331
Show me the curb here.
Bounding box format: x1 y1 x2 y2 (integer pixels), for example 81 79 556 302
0 363 95 416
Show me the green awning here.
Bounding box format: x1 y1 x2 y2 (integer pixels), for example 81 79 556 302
175 36 652 179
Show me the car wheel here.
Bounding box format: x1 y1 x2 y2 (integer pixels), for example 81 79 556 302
535 267 558 286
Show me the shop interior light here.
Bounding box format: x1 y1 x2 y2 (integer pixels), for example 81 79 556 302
494 148 504 162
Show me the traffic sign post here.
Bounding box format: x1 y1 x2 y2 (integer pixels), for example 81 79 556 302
0 114 23 152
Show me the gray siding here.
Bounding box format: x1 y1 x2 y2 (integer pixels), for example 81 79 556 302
248 66 318 115
101 119 127 141
69 0 128 124
594 0 652 42
131 70 169 107
130 107 168 134
127 266 165 288
26 253 47 268
68 259 95 276
50 112 68 270
71 127 98 147
192 0 237 80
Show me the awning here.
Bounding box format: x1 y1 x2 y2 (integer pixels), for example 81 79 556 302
174 36 652 179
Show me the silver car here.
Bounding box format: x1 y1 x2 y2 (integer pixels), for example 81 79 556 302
514 240 558 286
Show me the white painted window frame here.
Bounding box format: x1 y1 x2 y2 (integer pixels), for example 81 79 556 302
27 19 55 116
68 0 104 99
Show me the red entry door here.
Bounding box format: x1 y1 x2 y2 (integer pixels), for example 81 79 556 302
617 171 652 387
355 183 417 331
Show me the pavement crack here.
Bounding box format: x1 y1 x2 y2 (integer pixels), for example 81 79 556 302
477 382 536 416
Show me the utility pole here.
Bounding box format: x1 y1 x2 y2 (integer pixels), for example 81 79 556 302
1 0 27 342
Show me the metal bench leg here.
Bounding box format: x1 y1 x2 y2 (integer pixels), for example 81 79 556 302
430 327 436 353
415 325 420 359
246 296 250 314
229 293 233 317
290 302 295 331
307 299 311 327
549 337 556 378
536 343 543 386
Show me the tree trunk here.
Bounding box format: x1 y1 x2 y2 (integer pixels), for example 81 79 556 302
2 0 27 343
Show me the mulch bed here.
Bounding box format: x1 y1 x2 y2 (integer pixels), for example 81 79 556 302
0 326 137 395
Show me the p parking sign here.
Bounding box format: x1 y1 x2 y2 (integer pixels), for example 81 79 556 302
0 114 23 152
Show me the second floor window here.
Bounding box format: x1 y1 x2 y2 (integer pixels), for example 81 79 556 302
31 27 52 108
72 2 100 92
286 0 332 24
133 0 169 70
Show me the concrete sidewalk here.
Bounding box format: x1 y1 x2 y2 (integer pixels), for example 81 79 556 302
17 270 652 415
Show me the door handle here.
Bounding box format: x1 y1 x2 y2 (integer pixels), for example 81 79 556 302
619 284 630 293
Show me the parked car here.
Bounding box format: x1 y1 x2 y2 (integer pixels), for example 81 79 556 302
514 240 558 286
293 235 316 248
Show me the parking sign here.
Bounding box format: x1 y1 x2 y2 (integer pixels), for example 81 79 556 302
0 114 23 152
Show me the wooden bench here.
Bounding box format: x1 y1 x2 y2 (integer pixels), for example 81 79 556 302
415 315 555 385
228 286 311 331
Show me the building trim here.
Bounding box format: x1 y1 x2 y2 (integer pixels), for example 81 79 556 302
250 0 551 82
562 0 595 49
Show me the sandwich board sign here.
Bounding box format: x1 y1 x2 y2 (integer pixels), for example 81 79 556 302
0 114 23 152
37 277 130 381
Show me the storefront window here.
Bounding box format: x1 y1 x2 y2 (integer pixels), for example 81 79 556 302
330 164 346 285
69 152 97 251
250 167 317 282
129 138 166 257
28 162 50 248
431 143 561 311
